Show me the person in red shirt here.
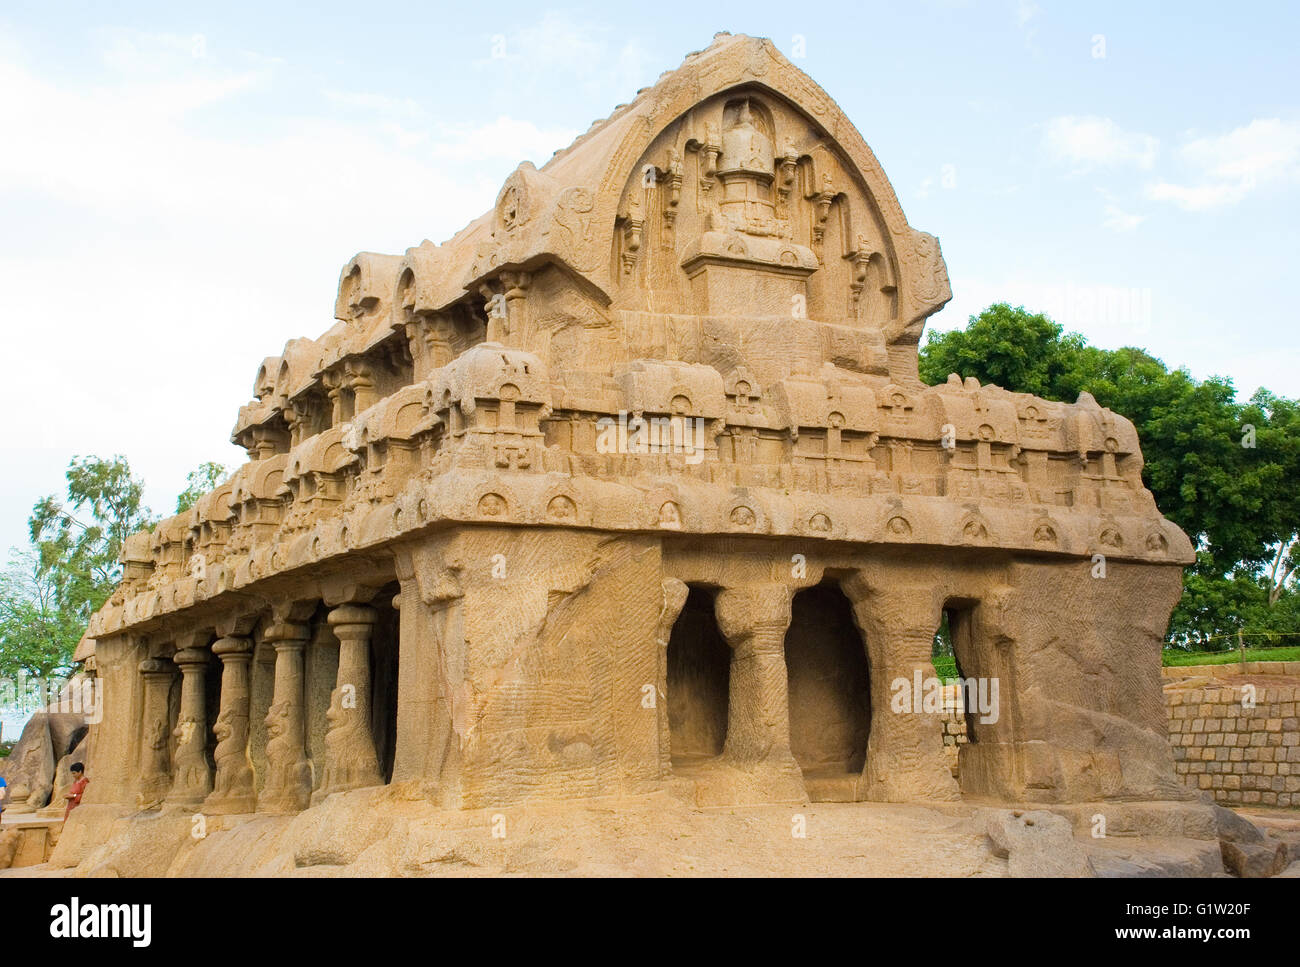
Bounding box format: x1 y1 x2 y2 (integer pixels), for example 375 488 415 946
63 763 88 821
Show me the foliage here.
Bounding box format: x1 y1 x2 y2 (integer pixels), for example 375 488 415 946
176 461 229 514
28 454 154 616
1 456 233 684
0 549 83 681
1 456 153 683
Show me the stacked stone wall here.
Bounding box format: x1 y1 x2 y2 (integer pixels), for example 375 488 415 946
939 684 968 775
1166 683 1300 807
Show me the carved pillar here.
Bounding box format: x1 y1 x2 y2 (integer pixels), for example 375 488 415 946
315 603 382 799
391 550 462 795
480 282 508 343
348 363 377 414
713 585 804 799
136 656 176 810
842 577 960 802
203 636 256 814
655 579 689 778
324 371 344 426
257 606 315 814
500 270 531 351
166 641 214 808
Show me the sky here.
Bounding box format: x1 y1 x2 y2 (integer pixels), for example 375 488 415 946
0 0 1297 562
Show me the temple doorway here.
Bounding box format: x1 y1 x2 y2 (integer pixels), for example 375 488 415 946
785 581 870 789
665 585 730 770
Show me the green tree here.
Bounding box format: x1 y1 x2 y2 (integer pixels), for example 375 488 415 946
0 549 83 683
2 455 155 687
27 454 154 628
176 461 229 513
1240 390 1300 608
918 303 1088 398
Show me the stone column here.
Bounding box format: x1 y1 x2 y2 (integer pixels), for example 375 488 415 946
315 603 381 800
842 577 960 802
203 636 257 814
136 656 176 810
165 643 215 808
713 584 805 801
257 610 314 814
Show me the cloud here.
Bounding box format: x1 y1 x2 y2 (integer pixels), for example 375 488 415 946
1016 0 1042 52
1145 118 1300 211
1043 115 1159 171
430 116 581 166
475 11 658 100
1144 180 1252 211
1102 203 1145 232
96 27 214 73
325 89 427 119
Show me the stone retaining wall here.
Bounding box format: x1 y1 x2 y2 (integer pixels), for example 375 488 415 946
1166 683 1300 807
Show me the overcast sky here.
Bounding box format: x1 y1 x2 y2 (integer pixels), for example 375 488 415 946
1 1 1297 559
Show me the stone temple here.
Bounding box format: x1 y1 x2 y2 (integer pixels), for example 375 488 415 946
28 33 1215 870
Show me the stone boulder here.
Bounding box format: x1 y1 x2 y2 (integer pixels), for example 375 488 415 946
978 808 1095 877
0 715 56 812
1211 805 1288 878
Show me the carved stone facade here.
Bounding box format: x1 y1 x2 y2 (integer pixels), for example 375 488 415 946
74 34 1196 825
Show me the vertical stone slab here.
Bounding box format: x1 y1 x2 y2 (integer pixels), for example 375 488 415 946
390 553 462 798
81 635 144 807
422 528 664 807
965 560 1187 803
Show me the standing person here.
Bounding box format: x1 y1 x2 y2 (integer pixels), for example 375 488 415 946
63 763 88 821
0 772 7 821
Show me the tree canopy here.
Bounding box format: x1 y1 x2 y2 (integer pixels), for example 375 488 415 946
176 462 230 514
0 458 225 683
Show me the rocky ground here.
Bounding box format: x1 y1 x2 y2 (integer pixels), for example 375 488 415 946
5 783 1295 878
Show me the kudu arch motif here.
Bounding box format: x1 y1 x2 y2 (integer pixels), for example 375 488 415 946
77 33 1193 819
